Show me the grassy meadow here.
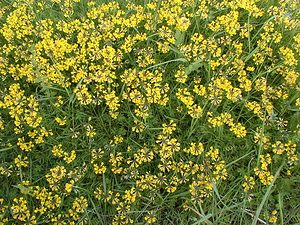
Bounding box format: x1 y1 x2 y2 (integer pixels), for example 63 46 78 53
0 0 299 224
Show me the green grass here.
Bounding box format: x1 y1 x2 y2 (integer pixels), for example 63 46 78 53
0 0 300 224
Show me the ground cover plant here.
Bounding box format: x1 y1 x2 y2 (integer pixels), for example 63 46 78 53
0 0 299 224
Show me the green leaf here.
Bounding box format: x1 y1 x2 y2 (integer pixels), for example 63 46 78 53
185 59 203 76
289 112 300 130
175 29 185 46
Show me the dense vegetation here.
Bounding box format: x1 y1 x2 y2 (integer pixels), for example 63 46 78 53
0 0 299 224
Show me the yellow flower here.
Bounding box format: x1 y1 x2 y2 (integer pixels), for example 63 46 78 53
144 211 157 223
64 150 76 164
123 187 138 204
14 155 29 168
93 162 107 175
176 17 191 32
55 117 66 126
65 180 75 193
132 120 145 133
242 176 255 192
175 66 188 83
11 197 35 223
269 210 278 224
229 122 247 138
296 98 300 107
280 47 297 66
188 104 203 118
162 120 176 135
184 142 204 156
85 124 96 138
54 96 64 107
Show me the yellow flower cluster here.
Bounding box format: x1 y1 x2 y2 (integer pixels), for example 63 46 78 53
208 112 247 137
254 154 274 185
184 142 204 156
33 187 62 214
268 210 278 224
11 197 36 224
0 84 42 132
242 175 255 192
189 147 227 202
176 88 203 118
52 144 77 164
209 11 240 36
0 0 299 224
14 154 29 168
272 140 298 164
0 4 34 42
46 165 67 192
68 196 88 221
